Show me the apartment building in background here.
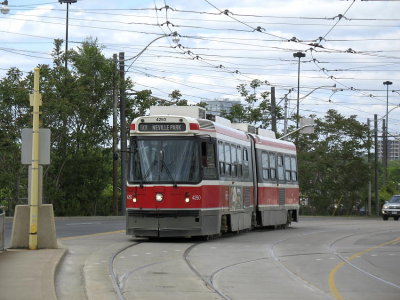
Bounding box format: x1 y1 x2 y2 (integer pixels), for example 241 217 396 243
378 139 400 161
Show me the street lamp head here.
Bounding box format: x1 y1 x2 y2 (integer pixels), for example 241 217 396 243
1 0 10 14
59 0 77 3
383 81 393 86
392 90 400 96
293 51 306 58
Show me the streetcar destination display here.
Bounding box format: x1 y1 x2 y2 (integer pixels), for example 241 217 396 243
138 123 186 132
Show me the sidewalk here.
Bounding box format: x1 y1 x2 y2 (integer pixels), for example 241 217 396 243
0 247 66 300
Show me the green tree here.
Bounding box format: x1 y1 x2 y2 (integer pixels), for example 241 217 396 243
380 160 400 202
0 67 30 214
126 89 156 121
296 110 370 215
223 79 283 128
0 38 121 216
45 38 116 215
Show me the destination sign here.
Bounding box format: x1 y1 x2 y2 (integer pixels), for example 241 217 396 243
138 123 186 132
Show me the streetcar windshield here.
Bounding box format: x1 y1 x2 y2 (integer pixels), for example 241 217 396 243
128 138 200 184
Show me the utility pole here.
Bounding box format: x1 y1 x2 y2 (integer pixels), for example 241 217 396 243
119 52 127 216
383 119 387 186
367 118 371 216
59 0 77 69
270 86 277 133
374 114 379 216
283 95 288 135
293 51 306 129
383 80 392 186
112 54 119 215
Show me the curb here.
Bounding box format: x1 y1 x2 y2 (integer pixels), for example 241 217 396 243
50 247 68 300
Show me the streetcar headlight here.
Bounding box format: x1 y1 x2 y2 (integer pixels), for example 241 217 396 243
155 193 164 202
132 197 137 203
184 192 190 203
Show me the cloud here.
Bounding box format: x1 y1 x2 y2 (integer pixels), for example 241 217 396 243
1 0 400 134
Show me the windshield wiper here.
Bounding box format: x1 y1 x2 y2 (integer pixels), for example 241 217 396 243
140 155 158 188
160 149 177 188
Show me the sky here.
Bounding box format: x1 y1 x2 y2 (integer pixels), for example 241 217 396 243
1 0 400 136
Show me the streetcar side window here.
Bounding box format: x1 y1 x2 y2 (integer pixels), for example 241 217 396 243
237 146 242 178
231 144 237 177
202 141 218 179
291 156 298 182
269 152 276 180
261 151 269 180
201 142 216 168
131 142 142 179
225 143 232 176
277 154 284 181
285 155 292 181
218 142 225 176
243 148 249 178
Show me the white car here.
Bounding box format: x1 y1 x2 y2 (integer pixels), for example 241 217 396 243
382 195 400 221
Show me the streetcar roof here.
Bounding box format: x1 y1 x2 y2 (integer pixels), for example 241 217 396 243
130 114 295 152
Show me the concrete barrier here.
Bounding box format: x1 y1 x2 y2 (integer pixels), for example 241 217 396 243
0 207 4 251
10 204 58 249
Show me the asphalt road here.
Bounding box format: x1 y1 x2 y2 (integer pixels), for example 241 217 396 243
3 216 125 248
4 216 400 300
111 217 400 300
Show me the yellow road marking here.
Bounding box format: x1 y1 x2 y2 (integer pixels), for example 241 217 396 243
59 230 125 241
329 236 400 300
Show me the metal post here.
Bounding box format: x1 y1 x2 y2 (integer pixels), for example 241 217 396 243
270 87 277 133
383 80 392 183
113 54 119 215
59 0 77 69
29 67 42 250
284 95 288 135
0 206 4 251
383 119 387 186
119 52 127 216
368 118 371 216
65 3 69 69
293 52 305 128
374 114 379 216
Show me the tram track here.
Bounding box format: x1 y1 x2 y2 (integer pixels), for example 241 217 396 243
182 229 319 300
109 241 143 300
183 242 233 300
269 229 338 300
328 228 400 294
112 236 249 300
110 238 217 299
107 222 400 300
269 225 400 300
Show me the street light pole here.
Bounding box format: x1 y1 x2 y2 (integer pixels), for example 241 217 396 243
293 51 306 129
383 80 392 184
59 0 77 69
118 32 180 215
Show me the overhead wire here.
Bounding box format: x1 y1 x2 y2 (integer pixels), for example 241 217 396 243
2 1 400 130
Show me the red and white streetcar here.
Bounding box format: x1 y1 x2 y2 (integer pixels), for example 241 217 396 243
126 106 299 238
